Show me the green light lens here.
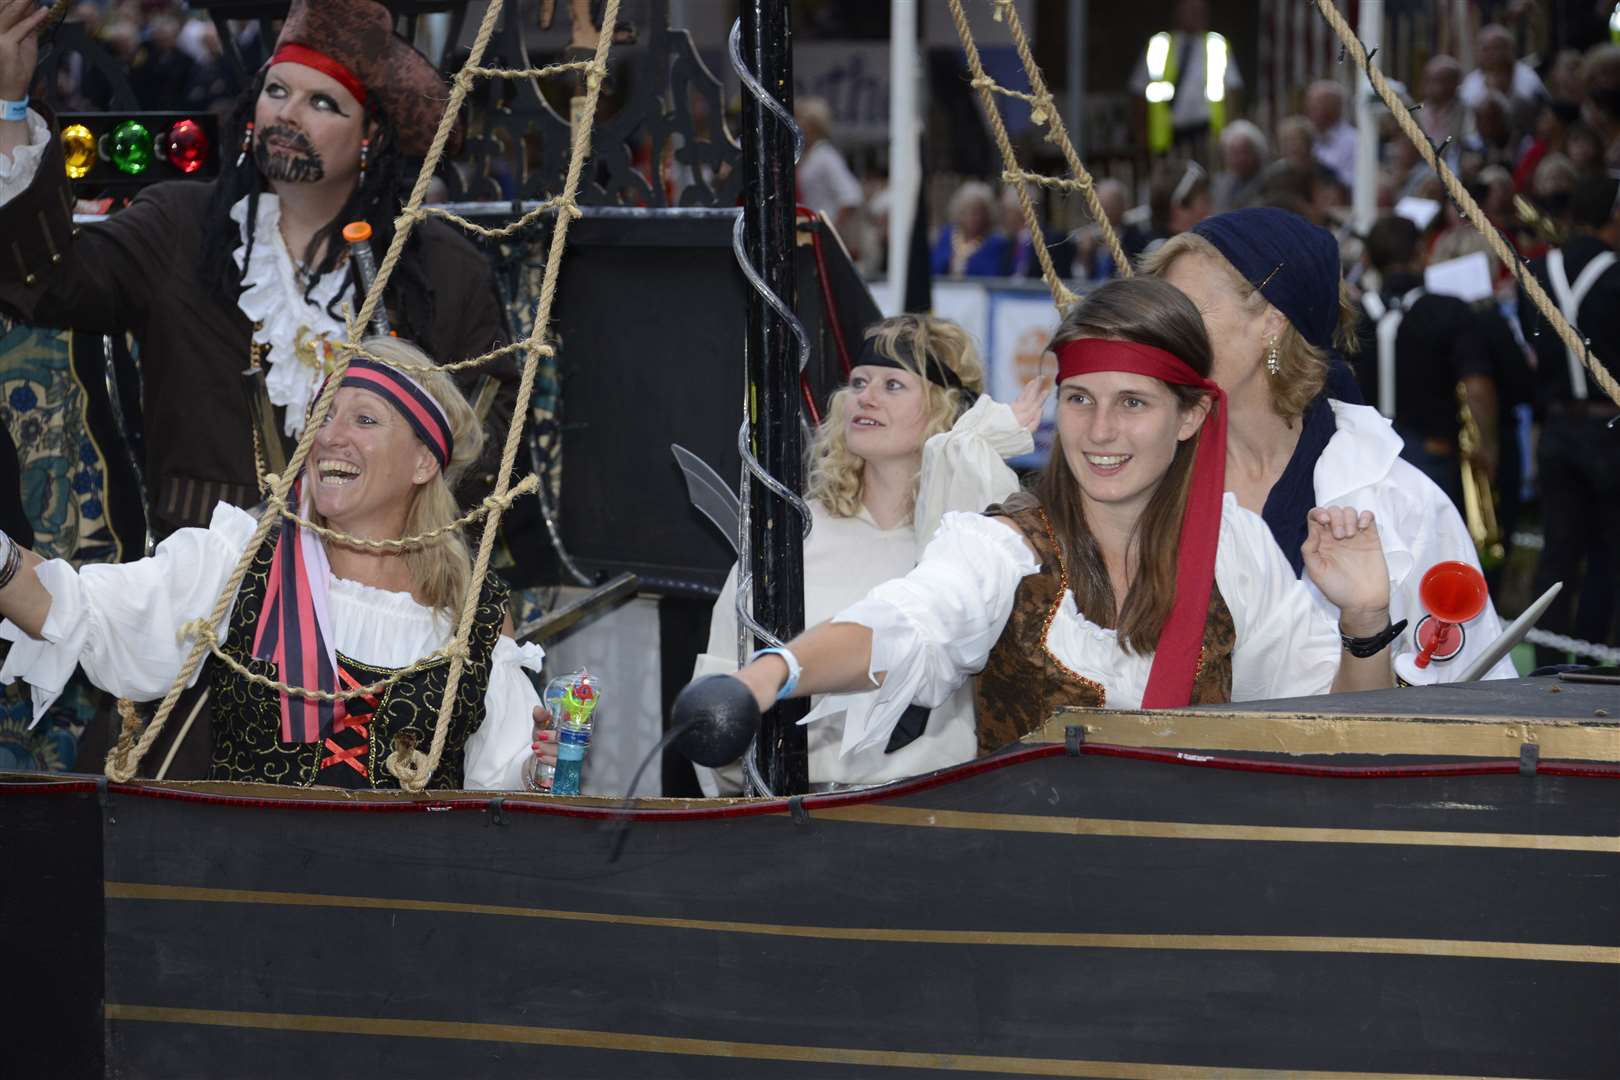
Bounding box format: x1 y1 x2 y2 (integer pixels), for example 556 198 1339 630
109 120 154 175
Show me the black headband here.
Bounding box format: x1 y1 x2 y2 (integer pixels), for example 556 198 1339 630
326 357 454 468
855 336 967 394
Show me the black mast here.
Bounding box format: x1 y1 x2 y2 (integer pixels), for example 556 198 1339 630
738 0 809 795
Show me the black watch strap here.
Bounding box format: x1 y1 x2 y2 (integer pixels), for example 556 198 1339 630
1340 618 1407 659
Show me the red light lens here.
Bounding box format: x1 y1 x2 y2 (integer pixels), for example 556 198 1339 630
165 119 209 175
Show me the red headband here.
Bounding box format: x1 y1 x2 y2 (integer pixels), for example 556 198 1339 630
270 44 369 107
1053 338 1227 709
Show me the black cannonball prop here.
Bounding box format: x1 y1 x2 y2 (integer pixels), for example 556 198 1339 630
671 674 762 767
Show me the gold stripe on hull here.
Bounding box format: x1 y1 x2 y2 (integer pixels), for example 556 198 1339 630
814 804 1620 853
105 883 1619 965
100 1004 1512 1079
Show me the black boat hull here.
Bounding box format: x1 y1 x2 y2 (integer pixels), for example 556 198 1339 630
5 679 1618 1078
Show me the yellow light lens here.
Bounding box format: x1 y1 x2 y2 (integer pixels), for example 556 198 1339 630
63 124 96 180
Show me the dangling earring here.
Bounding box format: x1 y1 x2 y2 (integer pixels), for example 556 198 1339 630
358 137 370 184
237 121 254 168
1265 337 1281 376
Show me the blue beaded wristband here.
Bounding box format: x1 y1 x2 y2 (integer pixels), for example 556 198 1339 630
1 96 28 123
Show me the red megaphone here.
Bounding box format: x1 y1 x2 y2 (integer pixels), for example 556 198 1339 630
1412 560 1489 668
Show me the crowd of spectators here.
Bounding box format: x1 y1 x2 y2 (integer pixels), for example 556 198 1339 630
49 1 261 117
826 21 1620 297
1140 24 1620 285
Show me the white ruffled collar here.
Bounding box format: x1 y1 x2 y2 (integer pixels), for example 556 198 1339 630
231 194 351 438
1316 400 1404 503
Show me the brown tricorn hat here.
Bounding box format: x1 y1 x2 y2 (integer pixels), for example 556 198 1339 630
271 0 460 158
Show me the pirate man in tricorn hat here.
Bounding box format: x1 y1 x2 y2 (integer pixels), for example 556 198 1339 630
0 0 514 541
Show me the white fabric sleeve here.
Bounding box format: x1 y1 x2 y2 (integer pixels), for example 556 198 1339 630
1223 504 1344 701
810 512 1036 758
688 564 745 797
913 395 1030 557
803 142 863 213
1385 482 1519 684
830 156 863 212
463 636 546 791
0 109 51 206
0 503 257 724
693 562 742 678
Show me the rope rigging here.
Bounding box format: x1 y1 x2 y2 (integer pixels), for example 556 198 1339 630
107 0 624 789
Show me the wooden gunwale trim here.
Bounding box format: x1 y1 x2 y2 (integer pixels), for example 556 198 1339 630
1038 709 1620 762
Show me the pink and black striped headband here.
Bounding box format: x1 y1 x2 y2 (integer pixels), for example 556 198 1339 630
333 357 453 467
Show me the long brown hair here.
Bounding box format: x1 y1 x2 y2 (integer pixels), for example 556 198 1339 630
1036 278 1214 654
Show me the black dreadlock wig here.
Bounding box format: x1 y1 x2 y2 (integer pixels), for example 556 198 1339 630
200 70 436 343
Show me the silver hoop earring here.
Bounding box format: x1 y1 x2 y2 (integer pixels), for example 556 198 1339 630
1265 338 1281 376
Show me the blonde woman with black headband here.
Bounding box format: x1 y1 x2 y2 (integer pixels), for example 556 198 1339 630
694 315 1050 792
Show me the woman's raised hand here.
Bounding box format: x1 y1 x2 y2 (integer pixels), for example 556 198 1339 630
0 2 52 103
1010 373 1055 433
1302 506 1391 634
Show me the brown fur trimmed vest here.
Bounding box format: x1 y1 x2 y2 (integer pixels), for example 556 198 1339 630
972 494 1236 754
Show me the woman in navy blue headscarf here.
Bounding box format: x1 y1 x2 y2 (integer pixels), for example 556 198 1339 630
1141 207 1517 684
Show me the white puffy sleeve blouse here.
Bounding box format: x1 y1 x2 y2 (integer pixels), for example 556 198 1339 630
0 503 543 790
814 495 1346 757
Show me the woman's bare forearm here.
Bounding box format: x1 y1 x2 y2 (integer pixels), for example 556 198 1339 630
733 620 879 712
1329 607 1395 693
1329 648 1395 693
0 545 51 639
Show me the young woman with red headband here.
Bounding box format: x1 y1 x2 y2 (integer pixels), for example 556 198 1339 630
0 338 545 791
718 278 1398 758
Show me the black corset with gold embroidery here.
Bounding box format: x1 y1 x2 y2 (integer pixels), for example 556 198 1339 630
208 522 508 790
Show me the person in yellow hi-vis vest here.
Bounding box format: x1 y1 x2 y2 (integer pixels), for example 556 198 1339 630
1129 0 1242 156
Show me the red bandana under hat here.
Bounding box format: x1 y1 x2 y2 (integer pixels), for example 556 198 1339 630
1054 338 1227 709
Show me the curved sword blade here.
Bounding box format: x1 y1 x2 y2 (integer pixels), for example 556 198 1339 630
671 443 741 555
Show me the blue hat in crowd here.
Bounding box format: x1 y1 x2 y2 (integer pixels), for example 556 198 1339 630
1191 208 1340 349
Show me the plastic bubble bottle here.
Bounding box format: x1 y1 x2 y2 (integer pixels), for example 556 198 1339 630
544 670 601 796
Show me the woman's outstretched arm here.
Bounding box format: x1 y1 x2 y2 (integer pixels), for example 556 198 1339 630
732 620 880 713
0 532 51 639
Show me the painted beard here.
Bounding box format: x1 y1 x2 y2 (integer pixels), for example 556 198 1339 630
254 124 327 184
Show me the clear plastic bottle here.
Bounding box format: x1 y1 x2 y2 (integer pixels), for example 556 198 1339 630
541 670 600 796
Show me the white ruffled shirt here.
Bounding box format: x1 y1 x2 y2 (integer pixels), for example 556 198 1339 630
817 494 1346 759
231 194 351 438
1311 401 1518 683
0 504 544 790
0 107 53 206
0 110 344 441
693 395 1029 792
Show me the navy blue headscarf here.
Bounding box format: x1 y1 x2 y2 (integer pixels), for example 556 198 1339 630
1191 209 1353 575
1192 208 1341 349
